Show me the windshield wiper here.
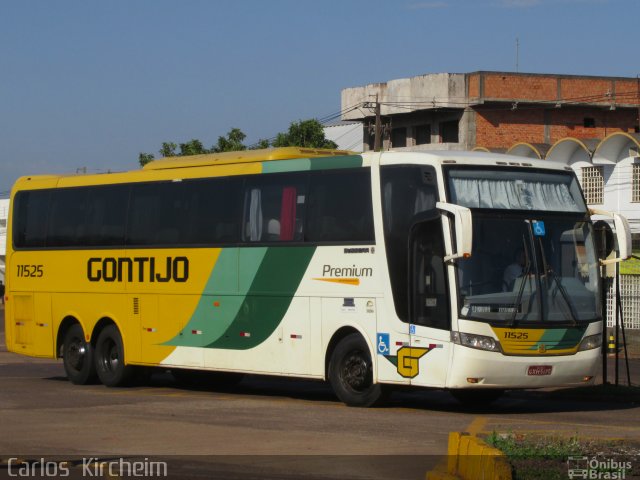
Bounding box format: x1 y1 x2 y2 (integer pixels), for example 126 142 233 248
538 238 578 326
508 235 532 327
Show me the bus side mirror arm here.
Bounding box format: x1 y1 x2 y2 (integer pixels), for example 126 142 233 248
589 208 632 265
436 202 472 262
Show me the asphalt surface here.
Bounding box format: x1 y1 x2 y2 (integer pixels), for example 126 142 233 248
1 306 639 479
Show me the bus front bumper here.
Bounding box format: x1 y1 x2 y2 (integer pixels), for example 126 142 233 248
446 344 600 389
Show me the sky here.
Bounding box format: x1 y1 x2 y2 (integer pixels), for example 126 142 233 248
1 0 638 194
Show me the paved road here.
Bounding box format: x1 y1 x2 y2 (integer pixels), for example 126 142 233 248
1 306 639 479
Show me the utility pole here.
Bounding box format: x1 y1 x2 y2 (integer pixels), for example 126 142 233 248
374 94 382 152
515 37 519 73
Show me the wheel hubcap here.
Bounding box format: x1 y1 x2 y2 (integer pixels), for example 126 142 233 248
341 351 371 392
102 340 119 373
67 338 86 371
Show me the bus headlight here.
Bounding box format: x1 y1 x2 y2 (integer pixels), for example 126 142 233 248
451 331 501 352
578 334 602 351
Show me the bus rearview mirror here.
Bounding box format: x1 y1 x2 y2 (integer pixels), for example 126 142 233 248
436 202 473 262
589 208 632 264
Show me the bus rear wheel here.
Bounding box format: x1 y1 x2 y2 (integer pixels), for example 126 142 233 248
95 325 133 387
62 324 96 385
329 333 387 407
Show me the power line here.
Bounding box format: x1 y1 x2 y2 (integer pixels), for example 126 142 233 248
247 102 366 149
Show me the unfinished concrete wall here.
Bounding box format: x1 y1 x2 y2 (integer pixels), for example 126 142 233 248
341 73 466 120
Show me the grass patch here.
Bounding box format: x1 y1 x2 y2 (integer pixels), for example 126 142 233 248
620 250 640 274
485 433 639 480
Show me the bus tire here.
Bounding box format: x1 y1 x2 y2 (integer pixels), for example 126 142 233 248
329 333 387 407
94 325 133 387
62 324 96 385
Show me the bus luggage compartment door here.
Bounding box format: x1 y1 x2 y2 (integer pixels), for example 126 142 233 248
12 293 54 357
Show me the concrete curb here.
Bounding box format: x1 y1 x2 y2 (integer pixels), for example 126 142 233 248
426 432 512 480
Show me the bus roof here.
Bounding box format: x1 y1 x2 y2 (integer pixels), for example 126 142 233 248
143 147 357 170
11 148 575 193
372 149 574 172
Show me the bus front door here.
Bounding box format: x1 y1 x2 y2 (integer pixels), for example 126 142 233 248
408 220 451 387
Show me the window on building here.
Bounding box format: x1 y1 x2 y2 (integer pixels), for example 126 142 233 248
581 166 604 205
583 117 596 128
391 127 407 148
415 124 431 145
440 120 459 143
367 126 376 151
632 164 640 203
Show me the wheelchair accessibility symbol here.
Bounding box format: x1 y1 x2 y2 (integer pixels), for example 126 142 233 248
532 220 546 237
377 333 390 355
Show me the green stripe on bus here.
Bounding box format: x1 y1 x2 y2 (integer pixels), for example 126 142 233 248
164 248 268 348
262 158 312 173
309 155 362 170
261 155 363 174
206 246 316 350
529 327 586 351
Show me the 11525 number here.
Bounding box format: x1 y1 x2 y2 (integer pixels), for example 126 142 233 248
17 265 44 278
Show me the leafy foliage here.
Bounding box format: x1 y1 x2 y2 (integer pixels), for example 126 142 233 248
212 128 247 153
138 152 155 167
179 139 207 156
137 119 338 167
250 138 271 150
272 119 338 149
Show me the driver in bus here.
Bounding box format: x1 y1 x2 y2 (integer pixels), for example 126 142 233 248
503 249 526 291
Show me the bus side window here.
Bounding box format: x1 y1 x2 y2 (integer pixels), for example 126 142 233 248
186 177 242 245
410 221 449 330
13 190 50 248
47 188 89 247
242 173 307 243
381 165 438 323
306 169 374 243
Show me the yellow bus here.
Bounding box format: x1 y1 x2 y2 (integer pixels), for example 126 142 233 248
4 147 631 406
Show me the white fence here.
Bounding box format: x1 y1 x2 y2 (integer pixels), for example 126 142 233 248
607 275 640 330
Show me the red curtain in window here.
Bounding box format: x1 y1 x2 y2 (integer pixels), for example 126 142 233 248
279 187 297 241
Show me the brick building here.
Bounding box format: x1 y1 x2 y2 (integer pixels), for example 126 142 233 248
341 71 640 152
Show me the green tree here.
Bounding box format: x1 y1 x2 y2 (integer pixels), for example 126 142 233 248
159 142 178 157
212 128 247 152
249 138 271 150
272 119 337 149
179 139 207 156
138 120 339 167
138 152 155 167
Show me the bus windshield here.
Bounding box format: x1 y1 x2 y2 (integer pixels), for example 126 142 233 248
446 168 598 325
448 169 587 213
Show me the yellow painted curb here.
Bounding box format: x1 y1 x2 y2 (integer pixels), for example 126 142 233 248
426 432 512 480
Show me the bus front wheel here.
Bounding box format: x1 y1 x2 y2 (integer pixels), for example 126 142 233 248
62 323 96 385
95 325 133 387
329 333 387 407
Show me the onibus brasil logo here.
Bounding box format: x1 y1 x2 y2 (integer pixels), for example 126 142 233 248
568 456 633 479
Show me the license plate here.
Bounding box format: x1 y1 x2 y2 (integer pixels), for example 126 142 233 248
527 365 552 376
